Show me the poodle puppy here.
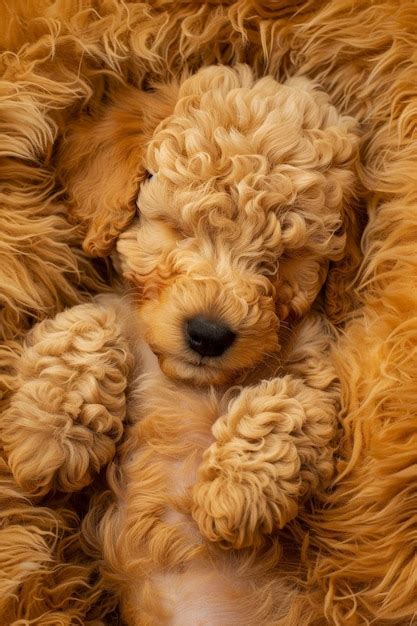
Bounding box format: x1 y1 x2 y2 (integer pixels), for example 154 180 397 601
2 65 359 624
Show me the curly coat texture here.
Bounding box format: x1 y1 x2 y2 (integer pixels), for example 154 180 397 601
3 63 354 624
2 305 340 623
0 0 417 624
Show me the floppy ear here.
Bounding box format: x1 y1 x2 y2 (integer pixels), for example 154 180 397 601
56 84 178 256
324 202 366 324
272 77 362 323
276 203 364 323
275 256 329 321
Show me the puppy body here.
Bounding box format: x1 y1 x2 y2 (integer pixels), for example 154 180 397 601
2 292 338 624
2 65 359 624
88 295 337 625
107 303 275 625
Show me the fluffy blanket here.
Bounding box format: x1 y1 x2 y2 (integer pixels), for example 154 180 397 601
1 1 416 624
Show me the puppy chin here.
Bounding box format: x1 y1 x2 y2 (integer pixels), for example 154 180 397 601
159 355 232 387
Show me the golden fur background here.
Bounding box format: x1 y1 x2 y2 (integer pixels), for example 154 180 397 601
1 1 416 624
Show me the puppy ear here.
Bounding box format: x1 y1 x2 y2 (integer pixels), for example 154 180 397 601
276 202 364 324
56 84 178 256
324 202 366 324
275 256 329 320
274 77 362 323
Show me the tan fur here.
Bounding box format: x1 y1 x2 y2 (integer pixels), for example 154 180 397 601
2 303 133 496
2 65 357 624
4 293 340 625
1 1 417 624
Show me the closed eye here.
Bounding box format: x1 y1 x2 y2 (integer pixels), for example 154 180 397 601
145 171 156 182
137 171 156 214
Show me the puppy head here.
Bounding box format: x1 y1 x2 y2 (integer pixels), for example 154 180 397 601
116 66 358 385
59 65 359 385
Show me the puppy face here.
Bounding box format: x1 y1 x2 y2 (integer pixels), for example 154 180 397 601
115 66 358 385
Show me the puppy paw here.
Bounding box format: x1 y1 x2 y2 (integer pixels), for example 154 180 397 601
193 377 334 548
192 472 286 550
2 303 133 496
192 449 299 550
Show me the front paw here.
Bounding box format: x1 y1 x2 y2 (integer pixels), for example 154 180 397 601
192 377 330 549
192 475 247 549
192 474 280 550
4 381 125 496
192 460 299 550
2 303 133 497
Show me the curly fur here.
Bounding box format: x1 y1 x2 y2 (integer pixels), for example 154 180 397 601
1 0 417 624
2 62 355 624
7 294 339 625
3 303 133 496
112 66 358 387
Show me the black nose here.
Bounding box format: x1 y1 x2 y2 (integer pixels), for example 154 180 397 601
186 316 236 357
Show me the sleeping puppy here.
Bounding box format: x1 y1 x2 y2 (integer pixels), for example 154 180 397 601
3 65 359 624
